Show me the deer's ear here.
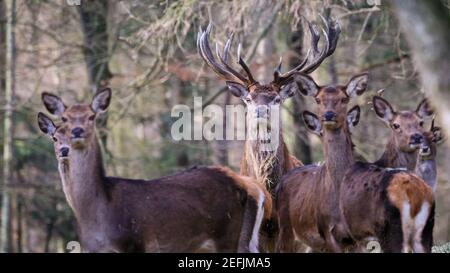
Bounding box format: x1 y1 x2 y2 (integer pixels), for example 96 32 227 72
373 96 395 124
91 88 112 113
432 127 444 144
279 82 296 100
292 73 319 97
346 73 368 98
347 105 361 129
302 111 322 136
225 81 248 98
416 99 434 119
37 112 57 136
42 92 66 117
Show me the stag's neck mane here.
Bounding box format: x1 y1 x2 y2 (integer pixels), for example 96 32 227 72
241 131 289 194
322 125 355 186
58 136 108 223
376 135 418 171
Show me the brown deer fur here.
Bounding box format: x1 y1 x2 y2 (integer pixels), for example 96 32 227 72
39 91 271 253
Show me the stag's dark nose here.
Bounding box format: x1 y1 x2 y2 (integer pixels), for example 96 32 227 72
72 127 84 138
411 133 424 144
324 111 336 121
60 147 69 157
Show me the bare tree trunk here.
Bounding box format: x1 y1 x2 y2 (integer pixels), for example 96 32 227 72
391 0 450 140
1 0 16 253
289 29 312 164
78 0 112 147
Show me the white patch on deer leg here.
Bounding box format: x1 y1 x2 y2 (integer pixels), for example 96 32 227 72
401 202 413 253
413 202 430 253
197 239 217 253
249 190 265 253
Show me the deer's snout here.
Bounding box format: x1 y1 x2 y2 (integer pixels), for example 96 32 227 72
323 111 336 121
72 127 85 138
411 133 424 145
60 147 69 157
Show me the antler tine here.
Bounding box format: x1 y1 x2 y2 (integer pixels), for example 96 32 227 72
197 24 246 84
216 35 251 84
237 43 257 84
272 15 341 86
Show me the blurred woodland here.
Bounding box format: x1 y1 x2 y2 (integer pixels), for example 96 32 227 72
0 0 449 252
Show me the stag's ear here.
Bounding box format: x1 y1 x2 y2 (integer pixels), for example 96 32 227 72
226 81 248 98
373 96 395 124
42 92 66 117
416 99 434 119
347 105 361 129
279 82 296 100
346 73 368 98
302 111 322 136
292 73 319 97
37 112 57 136
91 88 112 113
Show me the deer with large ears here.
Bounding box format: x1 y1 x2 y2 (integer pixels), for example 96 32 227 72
415 119 444 192
276 72 369 252
40 89 272 253
197 16 341 195
373 96 434 171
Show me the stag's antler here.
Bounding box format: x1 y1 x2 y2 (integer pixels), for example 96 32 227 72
272 15 341 87
197 24 257 88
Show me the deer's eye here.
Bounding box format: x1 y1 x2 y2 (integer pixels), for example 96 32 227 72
315 98 321 104
274 97 281 104
392 123 400 130
245 97 251 103
88 115 95 121
52 137 57 142
419 121 424 127
341 97 349 103
61 117 67 122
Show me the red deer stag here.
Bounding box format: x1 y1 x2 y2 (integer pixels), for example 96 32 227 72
373 96 434 171
276 73 369 252
415 119 443 192
197 16 341 195
39 90 272 253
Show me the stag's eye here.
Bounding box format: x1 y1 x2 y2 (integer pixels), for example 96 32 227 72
88 115 95 121
392 123 400 130
315 98 321 104
61 117 67 122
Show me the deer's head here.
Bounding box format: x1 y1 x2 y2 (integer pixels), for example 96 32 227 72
41 88 111 149
302 105 361 137
197 17 340 126
419 119 444 160
38 112 71 162
373 96 434 152
295 73 368 131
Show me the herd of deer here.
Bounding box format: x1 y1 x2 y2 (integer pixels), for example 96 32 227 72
36 16 444 253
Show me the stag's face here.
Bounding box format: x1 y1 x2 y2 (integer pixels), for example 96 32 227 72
373 96 434 153
42 88 112 150
37 113 71 162
227 82 295 129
